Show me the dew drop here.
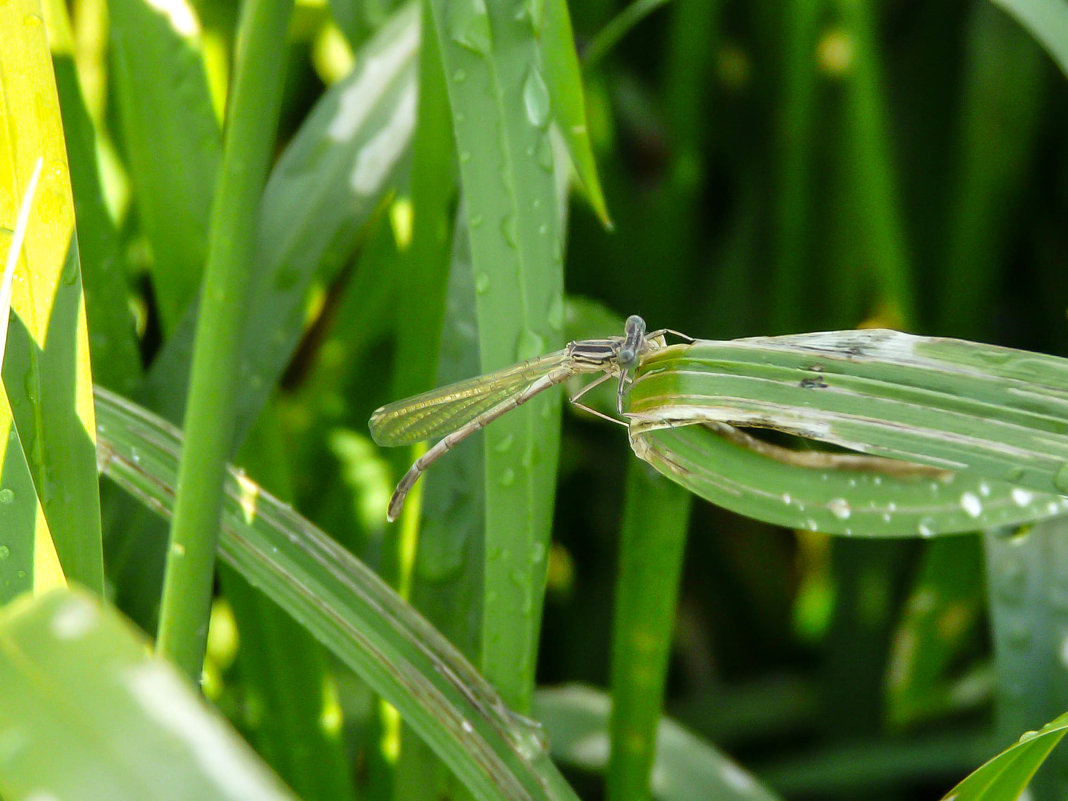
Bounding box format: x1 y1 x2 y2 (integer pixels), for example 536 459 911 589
446 0 491 55
917 518 936 538
494 433 514 453
547 294 565 331
516 328 545 361
534 137 553 175
959 492 982 519
453 68 467 82
1011 487 1034 507
1056 463 1068 494
781 492 792 505
459 151 472 163
827 498 851 520
0 545 9 560
522 67 551 129
500 467 515 487
475 273 491 294
500 213 518 247
0 488 14 504
470 214 484 228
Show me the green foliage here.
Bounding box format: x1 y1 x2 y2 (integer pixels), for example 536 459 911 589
4 0 1068 798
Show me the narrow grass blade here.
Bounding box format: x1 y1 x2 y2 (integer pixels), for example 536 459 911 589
833 0 914 325
982 518 1068 799
0 159 64 601
608 462 691 801
628 332 1068 536
395 209 486 801
391 0 456 406
94 386 582 801
770 0 822 332
0 0 103 592
109 0 220 331
938 3 1045 338
536 685 780 801
542 0 610 225
427 0 566 710
44 0 143 395
583 0 673 70
0 589 297 800
886 538 986 728
157 0 295 680
939 708 1068 801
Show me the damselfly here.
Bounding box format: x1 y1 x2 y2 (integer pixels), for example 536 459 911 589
369 315 684 521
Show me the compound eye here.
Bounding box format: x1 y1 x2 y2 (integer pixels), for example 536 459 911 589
619 347 636 366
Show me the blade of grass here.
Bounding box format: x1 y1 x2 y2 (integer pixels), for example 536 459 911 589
938 2 1045 339
769 0 823 333
628 332 1068 536
886 537 985 728
0 589 298 800
541 0 611 225
43 0 142 396
157 0 295 680
582 0 674 71
395 219 486 801
940 705 1068 801
109 0 221 331
0 0 103 593
608 461 691 801
426 0 566 711
982 518 1068 800
833 0 914 326
0 159 64 601
94 385 583 801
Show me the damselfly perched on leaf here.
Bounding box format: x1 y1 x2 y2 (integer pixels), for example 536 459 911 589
369 315 687 521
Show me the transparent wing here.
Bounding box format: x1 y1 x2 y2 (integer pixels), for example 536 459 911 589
369 350 571 446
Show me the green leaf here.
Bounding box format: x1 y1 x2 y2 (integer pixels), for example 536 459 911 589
156 0 296 680
109 0 221 331
541 0 611 225
45 0 142 396
628 331 1068 536
0 588 298 800
608 461 691 801
0 0 103 593
941 710 1068 800
886 538 986 728
0 159 64 601
427 0 566 713
982 517 1068 797
94 386 582 801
